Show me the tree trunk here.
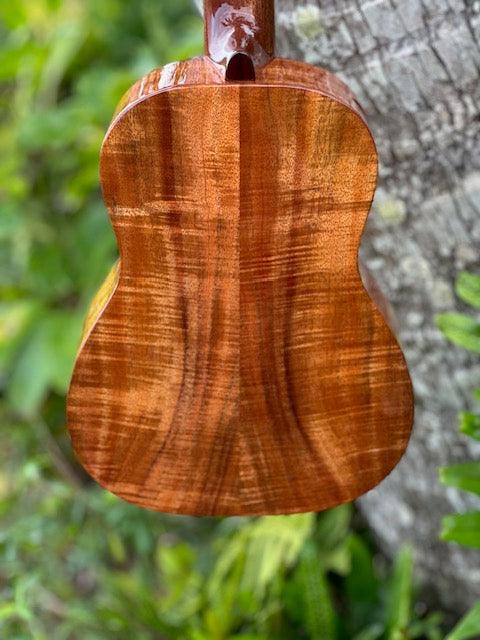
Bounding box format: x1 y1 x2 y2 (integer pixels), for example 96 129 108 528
195 0 480 614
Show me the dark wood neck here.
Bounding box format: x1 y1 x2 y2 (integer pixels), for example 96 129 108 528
203 0 275 68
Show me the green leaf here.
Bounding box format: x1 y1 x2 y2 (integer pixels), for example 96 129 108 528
315 504 352 552
235 514 314 599
26 241 73 300
37 21 87 107
345 534 379 606
446 601 480 640
441 512 480 547
439 462 480 496
8 320 54 416
0 300 42 373
460 413 480 441
45 311 84 393
0 1 26 29
190 632 211 640
0 602 18 621
323 542 352 576
7 310 83 415
408 612 444 640
456 272 480 310
297 541 337 640
385 546 414 640
314 505 353 575
352 624 384 640
436 313 480 353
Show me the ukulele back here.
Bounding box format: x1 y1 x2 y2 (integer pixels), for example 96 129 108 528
67 67 413 516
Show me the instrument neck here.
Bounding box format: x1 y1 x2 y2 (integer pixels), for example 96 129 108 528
203 0 275 69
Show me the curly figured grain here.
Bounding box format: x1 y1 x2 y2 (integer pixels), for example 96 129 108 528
67 81 413 516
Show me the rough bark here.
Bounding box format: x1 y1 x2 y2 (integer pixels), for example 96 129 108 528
194 0 480 613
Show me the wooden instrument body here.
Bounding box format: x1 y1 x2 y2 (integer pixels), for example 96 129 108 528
67 52 413 516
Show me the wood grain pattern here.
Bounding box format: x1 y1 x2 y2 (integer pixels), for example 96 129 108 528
67 75 413 515
112 57 365 124
67 0 413 516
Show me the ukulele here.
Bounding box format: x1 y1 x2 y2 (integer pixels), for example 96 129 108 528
67 0 413 516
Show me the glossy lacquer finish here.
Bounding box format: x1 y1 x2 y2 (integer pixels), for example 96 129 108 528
67 0 413 516
204 0 275 66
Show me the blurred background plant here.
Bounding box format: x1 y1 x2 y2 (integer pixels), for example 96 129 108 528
433 273 480 640
0 0 477 638
437 272 480 551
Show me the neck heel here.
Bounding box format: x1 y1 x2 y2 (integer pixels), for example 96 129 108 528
204 0 275 67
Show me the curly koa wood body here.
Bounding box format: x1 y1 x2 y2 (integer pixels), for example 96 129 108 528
67 1 413 516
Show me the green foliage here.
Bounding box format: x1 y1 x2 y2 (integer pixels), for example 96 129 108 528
437 273 480 353
440 463 480 497
455 273 480 310
441 512 480 548
435 313 480 353
436 271 480 638
436 271 480 549
385 547 414 640
296 542 336 640
459 412 480 441
0 466 444 640
445 602 480 640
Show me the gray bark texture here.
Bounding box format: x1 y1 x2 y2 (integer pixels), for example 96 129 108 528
195 0 480 614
